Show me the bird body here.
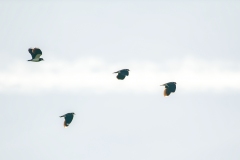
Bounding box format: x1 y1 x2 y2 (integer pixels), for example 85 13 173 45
60 112 75 128
113 69 130 80
28 48 44 62
160 82 177 97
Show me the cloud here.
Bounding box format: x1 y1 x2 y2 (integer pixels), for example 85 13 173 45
0 57 239 94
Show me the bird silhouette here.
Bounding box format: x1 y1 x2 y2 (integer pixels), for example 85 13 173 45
28 48 44 62
160 82 177 97
60 112 75 128
113 69 130 80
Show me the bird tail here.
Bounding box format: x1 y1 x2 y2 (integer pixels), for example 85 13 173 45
164 88 171 97
64 121 68 128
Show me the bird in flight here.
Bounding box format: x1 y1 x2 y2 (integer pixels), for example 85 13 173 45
28 48 44 62
160 82 177 97
113 69 130 80
60 112 75 128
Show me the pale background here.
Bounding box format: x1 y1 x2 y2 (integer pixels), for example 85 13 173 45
0 1 240 160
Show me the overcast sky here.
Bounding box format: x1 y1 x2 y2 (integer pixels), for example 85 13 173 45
0 1 240 160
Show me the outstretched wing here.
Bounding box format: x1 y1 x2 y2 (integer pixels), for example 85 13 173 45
28 48 34 59
114 69 129 75
120 70 129 76
168 83 176 92
171 84 176 92
32 48 42 59
64 114 74 127
117 74 126 80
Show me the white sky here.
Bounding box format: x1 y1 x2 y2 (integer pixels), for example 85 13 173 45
0 1 240 160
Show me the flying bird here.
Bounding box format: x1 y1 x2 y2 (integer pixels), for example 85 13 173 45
113 69 130 80
60 112 75 128
160 82 177 97
28 48 44 62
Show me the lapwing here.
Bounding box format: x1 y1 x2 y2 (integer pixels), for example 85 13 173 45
113 69 130 80
60 112 75 128
160 82 177 97
28 48 44 62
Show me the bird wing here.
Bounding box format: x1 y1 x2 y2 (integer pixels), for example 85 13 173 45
114 69 129 75
172 85 176 92
121 70 129 76
64 114 74 126
117 74 126 80
32 48 42 59
169 83 176 92
28 48 35 59
164 88 171 97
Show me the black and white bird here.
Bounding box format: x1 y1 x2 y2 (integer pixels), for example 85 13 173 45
28 48 44 62
160 82 177 97
60 112 75 128
113 69 130 80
